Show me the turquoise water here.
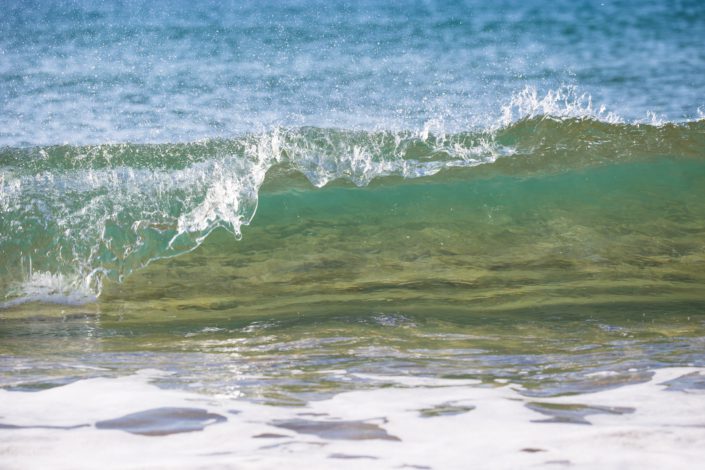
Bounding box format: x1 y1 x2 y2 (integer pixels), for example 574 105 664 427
2 119 703 303
2 119 705 399
1 2 705 466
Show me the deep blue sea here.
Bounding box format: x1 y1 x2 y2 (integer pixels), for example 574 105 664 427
2 0 704 146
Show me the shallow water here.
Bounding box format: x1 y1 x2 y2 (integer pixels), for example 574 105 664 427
2 368 705 469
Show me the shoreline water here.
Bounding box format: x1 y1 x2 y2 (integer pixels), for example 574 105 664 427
2 368 705 469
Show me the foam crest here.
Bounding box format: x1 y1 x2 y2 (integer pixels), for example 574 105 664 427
176 134 279 238
500 86 622 126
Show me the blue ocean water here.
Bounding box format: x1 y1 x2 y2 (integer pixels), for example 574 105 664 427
1 0 703 146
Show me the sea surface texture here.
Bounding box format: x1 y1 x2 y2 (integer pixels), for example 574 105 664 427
1 1 705 468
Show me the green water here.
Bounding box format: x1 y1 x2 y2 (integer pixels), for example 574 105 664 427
2 155 704 404
108 157 705 315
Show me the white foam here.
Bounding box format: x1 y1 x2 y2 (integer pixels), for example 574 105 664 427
499 85 623 127
1 367 704 469
1 270 97 308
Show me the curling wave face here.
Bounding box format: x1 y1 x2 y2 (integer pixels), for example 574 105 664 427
2 108 705 306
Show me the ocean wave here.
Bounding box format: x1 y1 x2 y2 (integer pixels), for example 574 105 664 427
2 88 704 306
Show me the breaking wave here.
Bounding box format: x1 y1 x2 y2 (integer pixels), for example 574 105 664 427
1 88 704 305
